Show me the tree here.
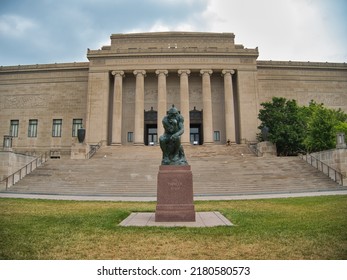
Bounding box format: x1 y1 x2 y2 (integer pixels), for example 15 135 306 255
303 101 347 152
258 97 306 156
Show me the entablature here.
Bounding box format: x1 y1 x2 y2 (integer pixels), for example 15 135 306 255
87 54 258 73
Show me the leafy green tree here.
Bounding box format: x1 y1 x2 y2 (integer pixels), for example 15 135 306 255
304 101 347 152
258 97 306 156
333 122 347 136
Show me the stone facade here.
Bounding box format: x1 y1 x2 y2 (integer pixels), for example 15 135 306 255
0 32 346 155
0 63 89 155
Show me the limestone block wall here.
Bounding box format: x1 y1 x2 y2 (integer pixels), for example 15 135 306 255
0 151 35 180
121 73 136 145
257 61 347 112
0 63 89 155
236 69 259 143
85 71 110 145
311 149 347 177
210 74 225 143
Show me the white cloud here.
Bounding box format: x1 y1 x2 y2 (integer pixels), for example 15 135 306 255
1 0 345 65
199 0 346 62
125 18 198 34
0 14 37 37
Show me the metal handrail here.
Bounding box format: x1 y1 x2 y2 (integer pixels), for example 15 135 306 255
299 153 344 186
86 141 102 159
250 143 263 157
0 152 49 190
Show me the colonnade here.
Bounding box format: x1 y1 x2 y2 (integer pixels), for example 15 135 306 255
111 69 236 146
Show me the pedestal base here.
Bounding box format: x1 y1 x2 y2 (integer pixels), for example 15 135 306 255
155 165 195 222
70 142 89 159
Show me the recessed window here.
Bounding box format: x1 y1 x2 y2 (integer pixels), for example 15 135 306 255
52 119 62 137
127 132 133 142
28 119 38 137
10 120 19 137
214 131 220 142
72 119 83 137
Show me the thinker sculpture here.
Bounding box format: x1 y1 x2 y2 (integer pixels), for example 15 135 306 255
159 106 188 165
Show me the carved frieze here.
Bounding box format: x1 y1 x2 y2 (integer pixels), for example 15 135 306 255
104 56 243 69
2 94 47 109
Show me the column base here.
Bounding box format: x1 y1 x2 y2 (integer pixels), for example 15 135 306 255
70 143 89 160
133 142 144 146
110 143 121 146
181 141 192 146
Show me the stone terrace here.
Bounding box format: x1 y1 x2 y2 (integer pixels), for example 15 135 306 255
2 145 344 197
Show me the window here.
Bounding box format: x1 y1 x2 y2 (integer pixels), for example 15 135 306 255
72 119 83 137
10 120 19 137
28 119 38 137
127 132 133 142
52 119 62 137
214 131 220 142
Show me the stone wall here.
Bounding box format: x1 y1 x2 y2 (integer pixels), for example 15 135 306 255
257 61 347 112
0 63 89 155
0 151 35 181
311 149 347 178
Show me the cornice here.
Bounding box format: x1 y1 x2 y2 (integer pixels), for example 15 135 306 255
87 50 259 60
257 60 347 71
0 62 90 73
110 31 235 40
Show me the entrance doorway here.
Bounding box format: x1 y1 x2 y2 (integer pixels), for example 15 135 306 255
190 107 203 145
144 107 157 146
190 124 202 145
145 124 157 146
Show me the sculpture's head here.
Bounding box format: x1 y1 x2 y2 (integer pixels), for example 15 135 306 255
168 106 179 118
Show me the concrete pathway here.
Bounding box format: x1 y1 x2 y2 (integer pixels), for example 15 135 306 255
1 190 347 201
119 211 233 227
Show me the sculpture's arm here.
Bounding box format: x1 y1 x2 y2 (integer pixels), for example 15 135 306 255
173 115 184 138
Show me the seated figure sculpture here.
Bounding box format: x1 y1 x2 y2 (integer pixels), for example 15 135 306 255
159 106 188 165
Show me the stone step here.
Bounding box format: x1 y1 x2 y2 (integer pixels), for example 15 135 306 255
4 145 344 196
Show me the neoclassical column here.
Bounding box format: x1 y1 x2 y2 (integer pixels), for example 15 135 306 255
111 71 124 145
200 69 214 145
178 69 191 145
222 70 236 144
133 70 146 145
155 70 168 139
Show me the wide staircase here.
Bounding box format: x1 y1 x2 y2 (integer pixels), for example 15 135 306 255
2 145 343 197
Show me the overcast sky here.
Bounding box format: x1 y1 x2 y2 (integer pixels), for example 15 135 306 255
1 0 346 66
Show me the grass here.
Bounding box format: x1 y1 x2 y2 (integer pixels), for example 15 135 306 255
0 196 346 260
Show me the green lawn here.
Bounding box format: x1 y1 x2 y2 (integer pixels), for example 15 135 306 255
0 196 346 260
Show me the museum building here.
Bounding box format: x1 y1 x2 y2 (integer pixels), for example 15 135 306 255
1 32 346 156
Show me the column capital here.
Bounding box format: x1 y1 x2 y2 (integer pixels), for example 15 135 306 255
222 69 235 76
155 69 168 76
133 70 146 76
111 70 125 77
200 69 213 76
178 69 191 76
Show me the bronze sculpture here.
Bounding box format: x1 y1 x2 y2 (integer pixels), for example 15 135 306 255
159 106 188 165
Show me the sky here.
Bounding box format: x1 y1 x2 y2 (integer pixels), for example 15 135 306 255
0 0 346 66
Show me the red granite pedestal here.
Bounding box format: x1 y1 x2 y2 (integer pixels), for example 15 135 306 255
155 165 196 222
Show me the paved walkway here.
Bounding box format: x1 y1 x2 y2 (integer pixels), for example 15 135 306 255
119 212 233 227
1 190 347 201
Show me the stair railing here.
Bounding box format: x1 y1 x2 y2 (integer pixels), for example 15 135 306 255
299 153 344 186
0 152 49 190
249 143 263 157
86 141 102 159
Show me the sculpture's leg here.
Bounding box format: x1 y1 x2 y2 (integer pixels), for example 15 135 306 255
160 135 170 165
171 138 182 163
